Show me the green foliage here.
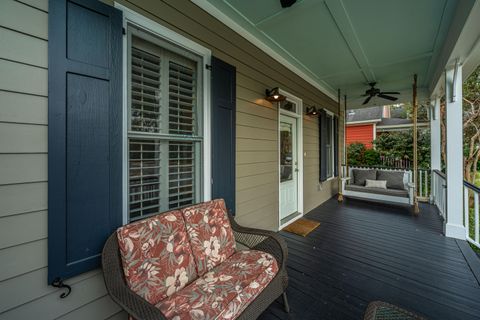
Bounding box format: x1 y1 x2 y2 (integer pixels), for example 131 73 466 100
346 130 431 169
374 130 431 168
404 102 429 121
364 149 380 166
462 65 480 183
347 143 366 166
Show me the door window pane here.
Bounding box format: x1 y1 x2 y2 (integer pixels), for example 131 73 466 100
280 122 293 182
280 100 296 113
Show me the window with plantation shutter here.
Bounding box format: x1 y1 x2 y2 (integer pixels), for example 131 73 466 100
127 27 203 221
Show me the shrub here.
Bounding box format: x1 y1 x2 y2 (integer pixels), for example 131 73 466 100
364 149 380 166
347 143 366 166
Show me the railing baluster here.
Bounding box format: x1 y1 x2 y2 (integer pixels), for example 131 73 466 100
475 192 479 244
463 180 480 250
419 170 423 197
464 187 470 236
425 170 428 199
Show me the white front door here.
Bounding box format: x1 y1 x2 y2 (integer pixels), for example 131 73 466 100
280 115 298 220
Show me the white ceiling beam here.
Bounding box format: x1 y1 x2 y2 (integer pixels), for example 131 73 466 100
324 0 374 83
319 51 434 80
190 0 339 101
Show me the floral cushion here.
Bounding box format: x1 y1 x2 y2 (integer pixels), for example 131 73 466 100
117 211 198 305
181 199 236 275
157 250 279 320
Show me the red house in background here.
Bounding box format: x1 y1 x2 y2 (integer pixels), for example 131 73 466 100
346 105 428 149
346 106 383 148
346 124 377 148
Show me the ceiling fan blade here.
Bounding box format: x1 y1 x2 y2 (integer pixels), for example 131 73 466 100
362 96 372 105
377 94 398 101
379 91 400 95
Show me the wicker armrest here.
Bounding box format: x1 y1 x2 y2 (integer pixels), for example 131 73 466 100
228 214 288 270
102 234 167 320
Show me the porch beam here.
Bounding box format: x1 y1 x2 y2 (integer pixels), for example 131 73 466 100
444 65 466 240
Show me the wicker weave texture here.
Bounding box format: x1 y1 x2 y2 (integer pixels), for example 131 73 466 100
102 212 289 320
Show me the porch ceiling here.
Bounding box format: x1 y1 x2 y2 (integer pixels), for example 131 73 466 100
200 0 476 108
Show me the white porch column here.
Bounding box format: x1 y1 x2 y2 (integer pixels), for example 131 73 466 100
430 97 441 171
444 65 466 240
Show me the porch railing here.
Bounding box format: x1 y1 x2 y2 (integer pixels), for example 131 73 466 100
432 170 447 220
417 168 431 200
464 180 480 250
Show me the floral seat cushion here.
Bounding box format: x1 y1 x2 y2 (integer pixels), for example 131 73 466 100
117 211 198 305
157 250 279 320
181 199 236 275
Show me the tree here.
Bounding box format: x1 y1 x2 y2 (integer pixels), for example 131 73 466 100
347 143 366 166
374 130 430 169
441 65 480 184
404 102 429 122
463 65 480 184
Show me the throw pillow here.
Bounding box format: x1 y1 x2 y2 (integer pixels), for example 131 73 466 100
365 179 387 189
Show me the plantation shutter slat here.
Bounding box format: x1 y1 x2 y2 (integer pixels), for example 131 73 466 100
129 139 161 219
131 47 162 133
168 61 196 135
211 57 236 214
48 0 122 283
319 109 328 182
168 141 196 208
128 36 200 221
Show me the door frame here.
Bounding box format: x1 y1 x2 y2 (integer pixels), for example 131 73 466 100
278 89 304 230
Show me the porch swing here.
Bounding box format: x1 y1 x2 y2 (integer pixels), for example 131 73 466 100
338 75 421 213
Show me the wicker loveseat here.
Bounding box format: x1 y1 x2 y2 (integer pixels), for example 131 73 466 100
102 199 289 320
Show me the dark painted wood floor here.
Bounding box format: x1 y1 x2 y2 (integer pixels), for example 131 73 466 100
260 198 480 320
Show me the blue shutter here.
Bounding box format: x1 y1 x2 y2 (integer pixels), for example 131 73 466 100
211 57 236 214
334 115 339 177
48 0 123 283
319 109 328 182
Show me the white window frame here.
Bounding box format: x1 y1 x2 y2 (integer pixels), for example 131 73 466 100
278 89 304 230
115 3 212 223
324 109 336 181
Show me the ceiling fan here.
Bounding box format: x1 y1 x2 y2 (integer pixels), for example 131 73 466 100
362 82 399 105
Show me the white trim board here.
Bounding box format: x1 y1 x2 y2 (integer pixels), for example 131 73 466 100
346 119 381 125
115 3 212 223
190 0 338 102
278 89 304 231
377 123 429 129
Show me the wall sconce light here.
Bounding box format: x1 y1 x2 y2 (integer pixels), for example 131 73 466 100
306 106 318 116
265 87 286 102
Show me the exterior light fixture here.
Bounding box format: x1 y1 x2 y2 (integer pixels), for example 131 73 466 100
306 106 318 116
265 87 286 102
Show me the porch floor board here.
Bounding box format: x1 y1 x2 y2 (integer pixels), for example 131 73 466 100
260 198 480 320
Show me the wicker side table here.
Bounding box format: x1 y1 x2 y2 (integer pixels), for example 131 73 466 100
364 301 426 320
